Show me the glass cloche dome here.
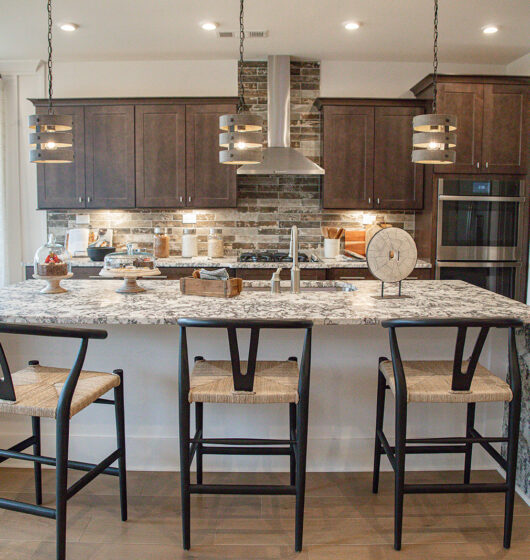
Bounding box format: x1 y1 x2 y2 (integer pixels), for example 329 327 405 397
103 243 156 271
34 234 71 277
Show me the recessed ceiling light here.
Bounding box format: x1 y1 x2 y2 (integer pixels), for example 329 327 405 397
344 21 360 31
482 25 499 34
201 22 218 31
59 23 79 32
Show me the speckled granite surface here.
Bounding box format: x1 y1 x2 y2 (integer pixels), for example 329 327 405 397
0 279 527 326
56 257 433 269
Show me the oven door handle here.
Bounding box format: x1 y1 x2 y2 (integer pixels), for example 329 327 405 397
436 261 522 268
439 195 526 202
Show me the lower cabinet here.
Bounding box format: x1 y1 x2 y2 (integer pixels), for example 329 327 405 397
236 269 326 281
326 268 432 281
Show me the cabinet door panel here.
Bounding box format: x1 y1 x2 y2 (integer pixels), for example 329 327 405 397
322 106 374 209
36 105 85 209
135 105 186 207
85 105 135 208
435 83 483 173
374 106 424 209
482 84 527 174
186 104 237 208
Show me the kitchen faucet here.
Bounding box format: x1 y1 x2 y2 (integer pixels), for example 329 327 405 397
289 225 301 293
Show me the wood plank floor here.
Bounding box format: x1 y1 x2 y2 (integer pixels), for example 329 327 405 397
0 468 528 559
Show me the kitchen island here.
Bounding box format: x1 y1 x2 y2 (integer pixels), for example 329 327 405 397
0 279 528 497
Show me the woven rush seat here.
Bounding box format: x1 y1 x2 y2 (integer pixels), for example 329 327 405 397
379 359 512 404
189 359 299 404
0 363 120 418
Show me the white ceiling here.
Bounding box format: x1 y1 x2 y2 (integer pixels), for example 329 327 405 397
1 0 529 65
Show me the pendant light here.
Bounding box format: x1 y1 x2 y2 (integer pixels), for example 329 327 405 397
29 0 73 164
412 0 457 165
219 0 263 165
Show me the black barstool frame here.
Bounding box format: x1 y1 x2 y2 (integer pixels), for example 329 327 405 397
372 317 523 551
0 323 128 560
178 318 312 552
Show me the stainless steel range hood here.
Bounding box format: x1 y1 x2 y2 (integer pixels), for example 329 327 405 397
237 55 324 175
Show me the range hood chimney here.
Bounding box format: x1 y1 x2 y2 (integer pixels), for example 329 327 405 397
237 55 324 175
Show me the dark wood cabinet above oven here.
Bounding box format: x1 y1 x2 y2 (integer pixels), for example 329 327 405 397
411 75 529 175
317 99 426 210
30 97 238 210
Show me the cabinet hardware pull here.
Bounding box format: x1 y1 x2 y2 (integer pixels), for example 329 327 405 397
188 196 192 203
179 196 183 203
340 276 365 280
78 197 83 203
368 197 371 204
476 162 480 168
407 276 418 280
485 162 489 168
376 198 380 204
87 196 92 203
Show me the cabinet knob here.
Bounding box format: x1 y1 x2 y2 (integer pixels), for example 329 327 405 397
485 162 489 168
78 197 83 203
179 196 183 203
476 162 480 168
368 197 371 204
87 196 92 203
188 196 192 203
376 198 380 205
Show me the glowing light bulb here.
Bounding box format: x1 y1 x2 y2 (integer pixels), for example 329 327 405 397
45 141 57 150
235 142 247 150
428 142 439 150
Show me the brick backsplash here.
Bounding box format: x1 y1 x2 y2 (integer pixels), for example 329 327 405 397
47 60 416 256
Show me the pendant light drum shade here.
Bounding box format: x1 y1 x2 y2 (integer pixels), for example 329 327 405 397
412 113 456 132
411 149 456 164
219 0 264 165
29 0 74 164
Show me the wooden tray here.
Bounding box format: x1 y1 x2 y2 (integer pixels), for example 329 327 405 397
180 277 243 298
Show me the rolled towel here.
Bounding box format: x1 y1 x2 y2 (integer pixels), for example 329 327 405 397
198 268 230 281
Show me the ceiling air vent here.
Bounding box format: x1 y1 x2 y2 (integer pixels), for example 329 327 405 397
217 30 269 39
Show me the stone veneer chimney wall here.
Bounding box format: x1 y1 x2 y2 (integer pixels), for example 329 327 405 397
47 60 416 256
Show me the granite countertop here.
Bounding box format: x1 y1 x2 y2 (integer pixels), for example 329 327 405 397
57 256 432 269
0 279 527 326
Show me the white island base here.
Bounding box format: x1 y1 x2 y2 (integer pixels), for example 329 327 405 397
0 322 512 474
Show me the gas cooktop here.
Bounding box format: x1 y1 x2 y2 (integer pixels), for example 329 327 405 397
238 251 310 263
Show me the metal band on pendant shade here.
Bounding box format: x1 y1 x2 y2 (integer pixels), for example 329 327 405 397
219 113 263 132
29 131 73 148
219 148 262 165
28 114 73 131
219 131 264 149
412 131 456 149
412 113 457 132
411 149 456 164
30 148 75 163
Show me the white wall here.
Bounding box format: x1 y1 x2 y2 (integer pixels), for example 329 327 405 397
320 60 507 98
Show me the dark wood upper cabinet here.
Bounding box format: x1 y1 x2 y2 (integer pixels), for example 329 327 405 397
36 105 86 209
411 75 528 174
318 99 425 209
482 84 527 174
185 103 237 208
374 106 424 210
435 82 484 173
135 105 186 208
85 105 135 208
321 105 374 209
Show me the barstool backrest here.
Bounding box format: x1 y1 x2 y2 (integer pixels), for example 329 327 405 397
177 318 313 393
0 322 107 410
381 317 523 393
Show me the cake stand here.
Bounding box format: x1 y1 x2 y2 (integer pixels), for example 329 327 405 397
33 272 74 294
99 268 161 293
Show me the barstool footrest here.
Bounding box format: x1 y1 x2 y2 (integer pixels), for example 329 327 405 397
0 498 56 519
404 482 508 494
190 484 296 495
202 446 291 455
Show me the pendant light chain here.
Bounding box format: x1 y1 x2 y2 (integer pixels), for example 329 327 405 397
432 0 439 114
47 0 54 115
237 0 247 114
